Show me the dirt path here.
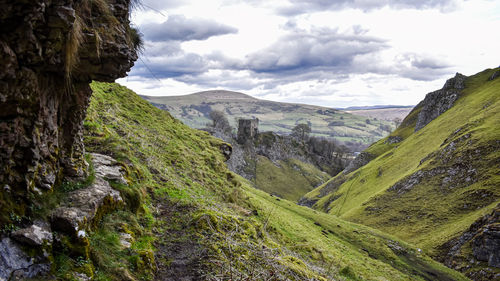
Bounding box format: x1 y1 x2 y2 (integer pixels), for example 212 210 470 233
152 200 208 281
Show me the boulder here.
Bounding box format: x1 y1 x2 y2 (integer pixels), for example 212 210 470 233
0 238 49 280
91 153 127 184
51 178 123 235
415 73 467 131
11 220 53 247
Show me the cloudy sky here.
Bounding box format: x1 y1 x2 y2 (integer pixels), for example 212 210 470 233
117 0 500 108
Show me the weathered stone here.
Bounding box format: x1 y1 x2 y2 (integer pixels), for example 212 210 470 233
119 233 133 249
440 204 500 279
343 152 374 174
385 136 402 144
219 143 232 161
11 220 53 247
0 238 50 280
0 0 137 225
488 70 500 81
92 153 127 184
237 119 259 144
415 73 467 131
51 178 123 235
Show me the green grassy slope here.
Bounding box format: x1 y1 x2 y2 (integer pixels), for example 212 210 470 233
80 82 468 280
142 90 395 144
255 156 330 202
302 68 500 257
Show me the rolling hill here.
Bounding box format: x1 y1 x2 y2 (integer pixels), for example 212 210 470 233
141 90 396 145
300 67 500 280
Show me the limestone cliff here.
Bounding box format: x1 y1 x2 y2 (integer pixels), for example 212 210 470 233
0 0 137 226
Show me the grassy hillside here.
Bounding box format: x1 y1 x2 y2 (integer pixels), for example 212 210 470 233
302 68 500 260
142 90 395 144
77 82 468 280
254 156 330 201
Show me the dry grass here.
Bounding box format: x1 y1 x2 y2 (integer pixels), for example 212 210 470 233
65 15 84 80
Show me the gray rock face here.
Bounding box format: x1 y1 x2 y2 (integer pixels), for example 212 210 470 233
11 220 53 247
91 153 127 184
385 136 402 144
51 177 123 235
415 73 467 132
0 238 49 280
440 205 500 279
51 153 124 236
0 0 137 229
343 152 374 174
488 70 500 81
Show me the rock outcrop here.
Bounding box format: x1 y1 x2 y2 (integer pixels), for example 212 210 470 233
51 153 124 237
414 73 467 131
0 0 137 226
343 152 374 174
440 204 500 280
0 153 126 280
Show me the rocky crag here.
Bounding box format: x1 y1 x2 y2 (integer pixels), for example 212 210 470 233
210 119 349 200
0 0 137 227
0 0 138 279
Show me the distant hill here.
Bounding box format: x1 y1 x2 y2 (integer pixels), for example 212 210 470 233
342 105 414 110
141 90 396 145
345 106 414 121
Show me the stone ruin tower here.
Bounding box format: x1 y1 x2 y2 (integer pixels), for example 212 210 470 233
237 119 259 144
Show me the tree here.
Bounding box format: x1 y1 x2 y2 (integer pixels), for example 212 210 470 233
292 123 311 141
208 110 232 134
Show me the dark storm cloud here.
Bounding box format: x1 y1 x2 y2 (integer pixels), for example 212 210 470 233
278 0 458 15
141 15 238 42
242 27 388 73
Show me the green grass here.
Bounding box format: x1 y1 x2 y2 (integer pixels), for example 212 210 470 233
79 81 470 280
255 156 330 202
303 67 500 257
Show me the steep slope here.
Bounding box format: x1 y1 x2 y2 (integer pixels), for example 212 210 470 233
82 82 468 281
301 68 500 279
142 90 395 144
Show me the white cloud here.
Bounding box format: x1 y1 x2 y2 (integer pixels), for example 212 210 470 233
119 0 500 107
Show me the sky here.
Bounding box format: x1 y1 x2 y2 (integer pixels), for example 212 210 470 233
117 0 500 108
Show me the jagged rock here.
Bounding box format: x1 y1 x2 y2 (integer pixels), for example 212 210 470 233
488 70 500 81
343 152 374 174
218 143 232 161
440 205 500 279
51 178 122 235
415 73 467 131
0 0 137 222
385 136 402 144
91 153 127 184
11 220 52 247
0 238 50 280
297 197 318 208
119 233 134 249
237 119 259 144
